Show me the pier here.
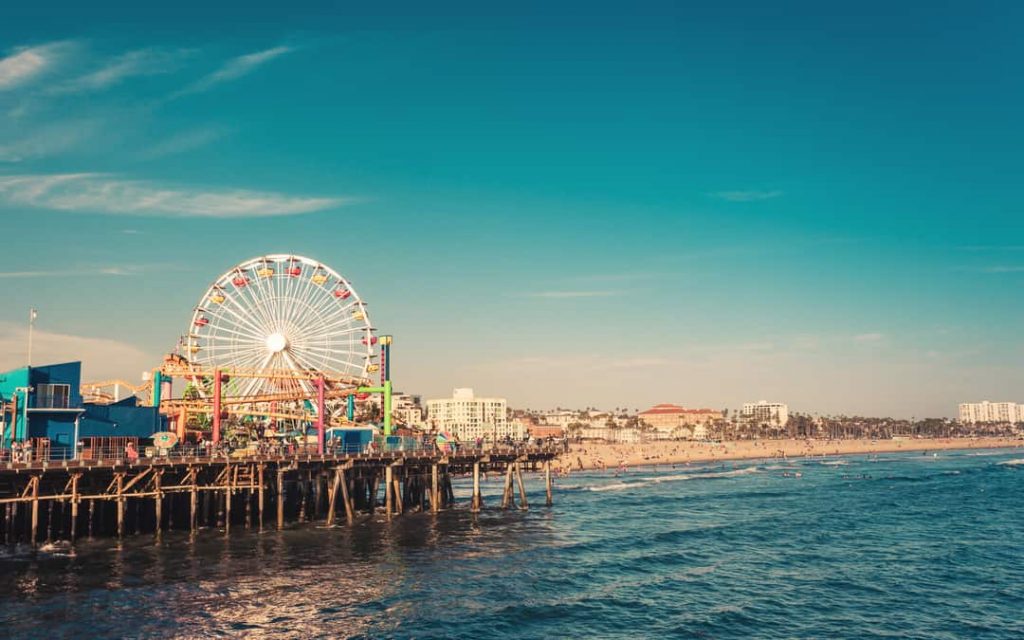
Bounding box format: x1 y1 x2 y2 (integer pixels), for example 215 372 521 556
0 446 559 545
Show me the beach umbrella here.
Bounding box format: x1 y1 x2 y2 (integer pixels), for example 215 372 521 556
152 432 179 449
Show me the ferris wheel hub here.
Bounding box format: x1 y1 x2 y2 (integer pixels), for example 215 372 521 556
265 332 288 354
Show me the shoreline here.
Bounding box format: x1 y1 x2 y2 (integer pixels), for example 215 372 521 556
554 437 1023 473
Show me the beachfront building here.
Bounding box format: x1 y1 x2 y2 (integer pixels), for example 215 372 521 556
740 401 790 427
426 388 523 442
0 361 165 452
391 392 426 429
576 425 642 443
959 401 1023 424
539 410 578 428
638 404 724 438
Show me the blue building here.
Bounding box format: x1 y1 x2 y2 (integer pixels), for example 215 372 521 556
0 361 164 450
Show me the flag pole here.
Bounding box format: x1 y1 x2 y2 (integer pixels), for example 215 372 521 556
27 308 36 367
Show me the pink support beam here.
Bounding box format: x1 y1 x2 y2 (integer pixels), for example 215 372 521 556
316 376 326 455
213 369 222 445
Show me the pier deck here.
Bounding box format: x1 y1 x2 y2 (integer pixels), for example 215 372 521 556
0 446 560 545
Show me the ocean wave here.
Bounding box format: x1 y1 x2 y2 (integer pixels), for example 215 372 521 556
588 481 651 492
818 460 848 466
587 467 760 491
997 458 1024 467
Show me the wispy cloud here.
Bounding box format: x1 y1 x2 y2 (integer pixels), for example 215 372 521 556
0 266 137 279
711 190 784 202
853 332 885 343
0 119 104 162
173 46 292 97
524 291 617 299
52 48 193 94
0 173 347 217
140 126 227 159
0 42 70 90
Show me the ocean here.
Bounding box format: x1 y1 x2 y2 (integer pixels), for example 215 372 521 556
1 448 1022 639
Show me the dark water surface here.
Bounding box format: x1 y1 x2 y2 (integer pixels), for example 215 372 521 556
2 449 1023 639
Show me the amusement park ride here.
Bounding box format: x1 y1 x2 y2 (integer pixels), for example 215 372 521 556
85 255 396 454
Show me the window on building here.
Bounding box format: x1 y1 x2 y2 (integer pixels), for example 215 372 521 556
36 383 71 409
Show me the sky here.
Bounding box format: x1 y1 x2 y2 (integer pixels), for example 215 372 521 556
0 1 1021 418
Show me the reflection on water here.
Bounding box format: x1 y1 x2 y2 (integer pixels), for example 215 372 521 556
1 451 1023 639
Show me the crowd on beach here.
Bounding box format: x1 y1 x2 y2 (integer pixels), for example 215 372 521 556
552 436 1023 474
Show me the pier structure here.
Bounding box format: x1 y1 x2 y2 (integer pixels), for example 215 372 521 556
0 446 558 545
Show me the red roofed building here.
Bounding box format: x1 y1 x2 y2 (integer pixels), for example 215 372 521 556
639 403 723 436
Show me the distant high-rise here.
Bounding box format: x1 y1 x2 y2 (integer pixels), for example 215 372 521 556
426 388 523 441
958 401 1023 424
740 401 789 427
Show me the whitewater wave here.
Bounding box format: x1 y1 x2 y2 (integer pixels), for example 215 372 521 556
997 459 1024 467
587 466 761 491
819 460 848 466
589 481 649 492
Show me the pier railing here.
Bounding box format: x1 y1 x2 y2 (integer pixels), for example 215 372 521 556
0 440 568 467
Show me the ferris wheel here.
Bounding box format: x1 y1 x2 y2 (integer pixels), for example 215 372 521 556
182 255 377 398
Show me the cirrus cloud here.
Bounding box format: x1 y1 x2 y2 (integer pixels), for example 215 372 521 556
0 41 72 90
172 45 293 97
0 173 347 217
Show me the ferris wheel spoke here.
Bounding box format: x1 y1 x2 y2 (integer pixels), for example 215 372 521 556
290 342 366 359
237 351 276 397
278 263 303 329
293 331 365 346
211 292 273 338
202 321 266 344
234 269 279 334
283 269 319 331
248 267 281 334
304 281 350 320
205 310 266 343
290 343 363 373
249 269 286 333
281 350 317 396
306 310 365 337
222 345 266 370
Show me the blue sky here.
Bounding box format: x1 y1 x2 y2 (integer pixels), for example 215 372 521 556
0 1 1021 417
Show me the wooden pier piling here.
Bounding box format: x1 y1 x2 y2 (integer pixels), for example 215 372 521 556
545 460 553 507
471 461 482 513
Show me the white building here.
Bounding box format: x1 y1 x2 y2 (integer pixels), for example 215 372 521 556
741 401 789 427
540 410 578 428
959 401 1023 424
426 388 523 441
392 392 425 429
577 426 642 443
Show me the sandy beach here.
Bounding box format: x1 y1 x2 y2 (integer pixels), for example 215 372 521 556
555 437 1023 473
